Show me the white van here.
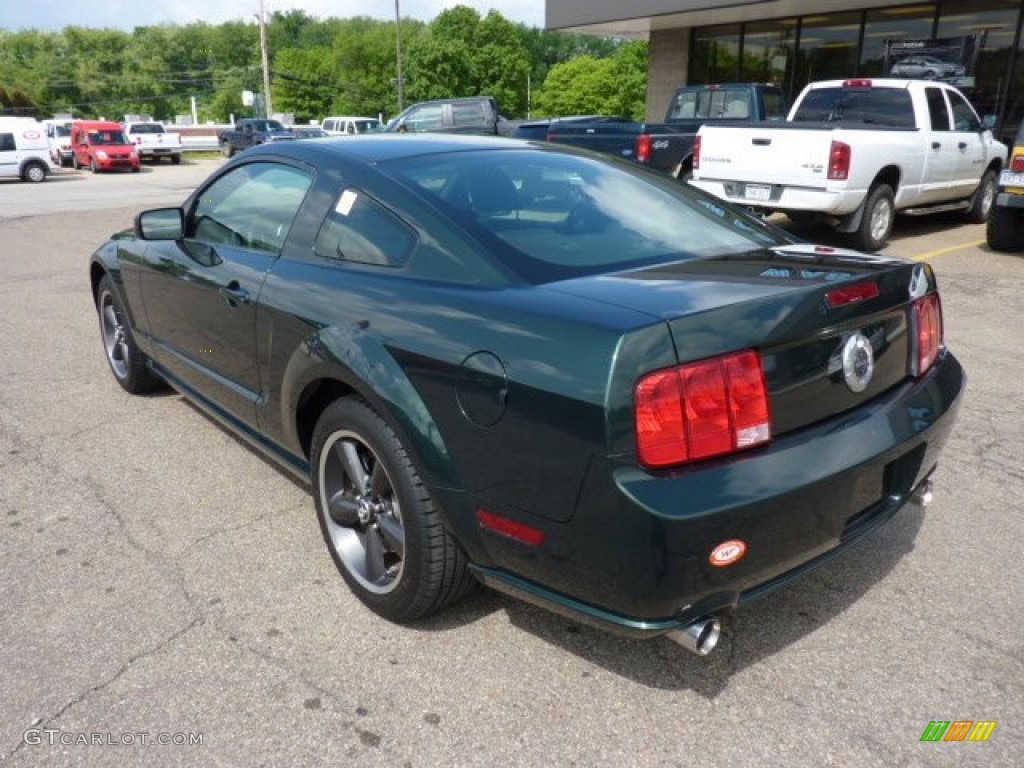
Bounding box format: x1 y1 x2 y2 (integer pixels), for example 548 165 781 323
42 118 75 167
321 116 381 136
0 118 53 183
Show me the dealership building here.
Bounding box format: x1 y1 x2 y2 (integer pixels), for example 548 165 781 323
546 0 1024 140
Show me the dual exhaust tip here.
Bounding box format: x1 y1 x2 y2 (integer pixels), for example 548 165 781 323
668 480 936 656
667 617 721 656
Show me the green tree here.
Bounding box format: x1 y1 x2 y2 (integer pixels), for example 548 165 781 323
273 46 335 122
534 41 648 119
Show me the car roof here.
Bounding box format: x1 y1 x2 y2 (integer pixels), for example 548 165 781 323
241 133 537 165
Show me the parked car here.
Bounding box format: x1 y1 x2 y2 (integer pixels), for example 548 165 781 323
383 96 511 136
546 83 787 180
123 121 182 164
42 118 74 167
217 118 296 157
691 78 1006 250
321 116 381 136
89 135 964 655
987 120 1024 252
290 125 331 139
71 120 139 173
0 117 53 182
889 56 965 80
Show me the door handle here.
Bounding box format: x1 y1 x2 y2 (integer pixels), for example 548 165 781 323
752 137 772 146
219 282 250 307
931 142 941 150
958 142 968 150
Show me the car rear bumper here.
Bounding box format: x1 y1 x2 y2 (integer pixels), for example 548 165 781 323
690 178 864 215
469 350 965 638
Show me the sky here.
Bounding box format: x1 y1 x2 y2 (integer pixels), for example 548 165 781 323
0 1 547 33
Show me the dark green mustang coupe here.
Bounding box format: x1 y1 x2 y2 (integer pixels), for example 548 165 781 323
90 135 964 655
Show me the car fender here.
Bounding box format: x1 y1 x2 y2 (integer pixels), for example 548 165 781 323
280 322 462 492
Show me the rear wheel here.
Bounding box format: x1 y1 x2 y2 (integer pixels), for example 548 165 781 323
171 154 181 165
853 183 894 251
986 205 1024 252
23 162 47 183
221 142 234 158
312 398 474 622
966 169 997 224
96 275 163 394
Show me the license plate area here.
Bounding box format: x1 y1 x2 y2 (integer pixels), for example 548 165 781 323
998 170 1024 188
744 183 772 202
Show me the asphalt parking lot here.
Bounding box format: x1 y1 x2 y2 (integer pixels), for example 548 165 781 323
1 159 1021 767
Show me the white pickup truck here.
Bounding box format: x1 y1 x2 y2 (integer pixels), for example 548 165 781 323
122 121 182 164
690 79 1007 250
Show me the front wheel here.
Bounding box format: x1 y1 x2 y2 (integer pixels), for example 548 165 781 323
853 183 895 252
312 398 474 622
966 169 997 224
221 142 234 158
96 275 163 394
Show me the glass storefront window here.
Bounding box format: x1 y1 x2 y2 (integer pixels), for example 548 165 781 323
860 6 937 76
793 13 863 94
741 19 796 86
937 0 1023 142
691 24 741 83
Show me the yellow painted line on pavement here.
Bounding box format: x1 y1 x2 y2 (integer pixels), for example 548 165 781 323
910 239 985 261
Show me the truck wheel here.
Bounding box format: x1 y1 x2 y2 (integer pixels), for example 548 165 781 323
171 154 181 165
221 142 234 158
854 184 894 252
966 169 997 224
986 206 1024 252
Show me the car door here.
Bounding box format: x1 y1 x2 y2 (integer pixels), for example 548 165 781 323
945 88 989 199
917 85 958 204
138 160 314 424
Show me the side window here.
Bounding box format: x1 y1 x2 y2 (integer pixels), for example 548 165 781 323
452 102 485 127
406 105 444 132
947 90 980 132
926 88 951 131
190 162 313 255
314 188 416 267
0 133 15 151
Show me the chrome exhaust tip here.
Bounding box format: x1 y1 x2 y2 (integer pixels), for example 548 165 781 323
667 617 721 656
911 480 934 507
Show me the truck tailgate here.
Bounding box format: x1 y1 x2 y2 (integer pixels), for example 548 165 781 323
697 124 832 191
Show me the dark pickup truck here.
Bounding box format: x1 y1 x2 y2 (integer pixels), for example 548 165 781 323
217 118 296 157
383 96 513 136
546 83 786 180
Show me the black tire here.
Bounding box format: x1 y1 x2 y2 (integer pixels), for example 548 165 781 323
853 183 895 251
23 162 47 183
986 205 1024 252
171 154 181 165
966 169 997 224
96 275 163 394
221 142 234 158
312 398 474 622
72 153 81 170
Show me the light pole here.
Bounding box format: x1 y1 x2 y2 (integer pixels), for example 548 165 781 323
394 0 404 111
258 0 273 118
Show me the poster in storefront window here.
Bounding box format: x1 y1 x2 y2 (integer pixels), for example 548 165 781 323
884 36 978 88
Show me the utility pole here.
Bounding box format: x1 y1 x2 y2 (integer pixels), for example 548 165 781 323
258 0 273 118
394 0 404 111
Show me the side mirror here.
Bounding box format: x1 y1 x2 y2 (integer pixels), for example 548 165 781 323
982 115 997 131
135 208 184 241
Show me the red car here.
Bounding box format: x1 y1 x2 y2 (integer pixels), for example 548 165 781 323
71 120 139 173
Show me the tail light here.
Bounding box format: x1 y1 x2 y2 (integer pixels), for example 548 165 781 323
913 293 943 375
828 141 851 180
1011 151 1024 173
635 349 771 469
636 133 652 164
843 79 873 88
692 135 701 170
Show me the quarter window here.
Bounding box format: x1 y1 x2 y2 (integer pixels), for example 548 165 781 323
314 189 416 267
0 133 15 151
947 89 980 132
190 162 313 255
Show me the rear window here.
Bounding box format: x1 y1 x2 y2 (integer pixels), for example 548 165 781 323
131 123 164 134
792 87 916 128
387 149 787 284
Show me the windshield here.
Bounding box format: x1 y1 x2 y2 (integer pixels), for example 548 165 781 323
387 149 788 283
88 129 128 145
